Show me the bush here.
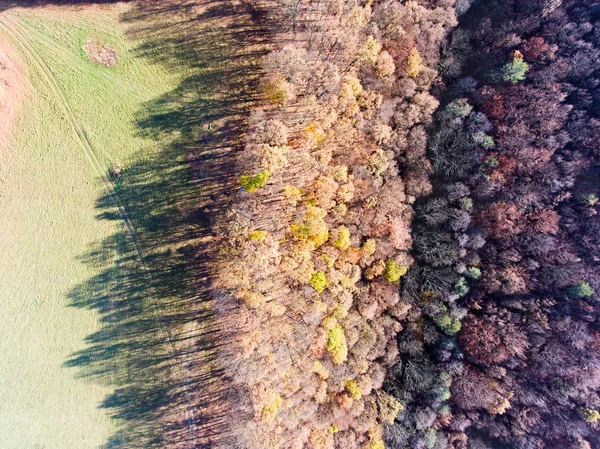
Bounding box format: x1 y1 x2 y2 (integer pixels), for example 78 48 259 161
313 361 329 380
579 193 599 206
481 135 495 149
241 170 271 192
424 428 437 449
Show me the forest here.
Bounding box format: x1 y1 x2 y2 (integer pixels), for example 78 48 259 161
208 0 600 448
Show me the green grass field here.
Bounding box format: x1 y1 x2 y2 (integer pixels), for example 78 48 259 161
0 5 197 448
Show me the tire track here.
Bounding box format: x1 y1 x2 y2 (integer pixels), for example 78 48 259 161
0 13 200 448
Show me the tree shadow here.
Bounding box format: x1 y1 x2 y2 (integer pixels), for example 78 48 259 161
62 1 269 448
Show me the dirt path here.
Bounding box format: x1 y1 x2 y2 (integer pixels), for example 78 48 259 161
0 29 26 168
0 12 200 448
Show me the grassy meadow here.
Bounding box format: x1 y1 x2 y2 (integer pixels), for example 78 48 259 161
0 5 196 448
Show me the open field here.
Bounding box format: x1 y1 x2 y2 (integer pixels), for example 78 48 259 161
0 0 267 447
0 4 199 448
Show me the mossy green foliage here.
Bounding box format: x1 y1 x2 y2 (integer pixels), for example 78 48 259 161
445 98 473 119
327 323 348 364
385 259 407 283
309 271 328 293
578 407 600 423
438 387 451 401
283 184 303 201
501 59 529 83
568 281 595 298
240 170 271 193
345 380 362 399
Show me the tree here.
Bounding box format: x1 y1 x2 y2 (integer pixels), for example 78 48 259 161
480 202 524 239
241 170 271 192
384 259 407 283
495 51 529 84
568 281 595 298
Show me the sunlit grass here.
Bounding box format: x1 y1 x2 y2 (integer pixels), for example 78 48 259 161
0 5 183 448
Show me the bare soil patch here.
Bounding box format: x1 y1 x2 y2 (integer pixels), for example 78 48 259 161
0 32 26 165
83 38 117 66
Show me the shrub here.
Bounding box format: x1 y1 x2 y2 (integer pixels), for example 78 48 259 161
327 323 348 364
385 259 408 283
443 98 473 121
241 170 271 192
376 50 395 77
262 74 293 105
424 428 437 449
310 271 328 294
568 281 595 298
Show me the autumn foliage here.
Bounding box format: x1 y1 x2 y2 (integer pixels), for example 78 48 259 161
212 0 457 448
207 0 600 448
